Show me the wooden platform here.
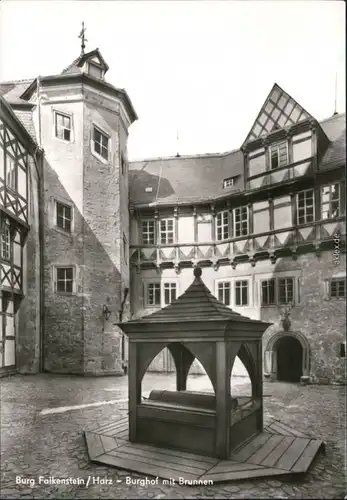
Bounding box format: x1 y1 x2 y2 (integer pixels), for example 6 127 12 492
84 416 324 483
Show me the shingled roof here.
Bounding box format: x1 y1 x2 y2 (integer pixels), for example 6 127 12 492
129 112 345 207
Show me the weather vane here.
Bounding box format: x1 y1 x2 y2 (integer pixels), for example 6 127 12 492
78 22 87 55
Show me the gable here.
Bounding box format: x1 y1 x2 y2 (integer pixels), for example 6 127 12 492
243 83 314 146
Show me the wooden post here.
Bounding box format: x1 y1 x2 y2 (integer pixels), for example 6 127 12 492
128 341 140 442
257 339 263 431
215 341 230 459
176 350 187 392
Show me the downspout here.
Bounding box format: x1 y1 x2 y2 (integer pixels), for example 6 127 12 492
119 287 129 373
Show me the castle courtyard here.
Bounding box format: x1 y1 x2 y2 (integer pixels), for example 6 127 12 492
0 373 345 499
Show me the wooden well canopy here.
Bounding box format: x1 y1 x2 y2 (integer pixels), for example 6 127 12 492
117 267 272 459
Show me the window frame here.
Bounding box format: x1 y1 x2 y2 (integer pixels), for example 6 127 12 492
329 278 346 299
145 282 161 307
55 200 73 233
53 265 76 295
216 281 231 306
234 280 249 307
54 111 73 143
215 210 230 241
163 282 177 306
321 182 341 220
223 177 235 189
141 219 156 245
91 125 110 163
160 218 175 245
232 205 249 238
269 141 289 170
1 222 11 261
278 277 294 305
296 188 315 225
260 278 276 306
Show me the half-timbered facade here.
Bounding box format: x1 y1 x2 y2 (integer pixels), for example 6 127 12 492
129 84 346 384
0 95 42 376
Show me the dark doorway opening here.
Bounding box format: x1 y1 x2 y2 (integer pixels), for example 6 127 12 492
276 336 303 382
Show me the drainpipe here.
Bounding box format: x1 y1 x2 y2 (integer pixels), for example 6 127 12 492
32 148 45 373
119 287 129 374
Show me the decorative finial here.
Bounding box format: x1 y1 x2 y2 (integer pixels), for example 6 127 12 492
193 267 202 278
78 22 87 55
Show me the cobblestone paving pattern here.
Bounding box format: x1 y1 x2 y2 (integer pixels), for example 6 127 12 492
0 373 345 499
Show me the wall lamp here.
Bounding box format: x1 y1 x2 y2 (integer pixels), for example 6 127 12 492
102 304 111 321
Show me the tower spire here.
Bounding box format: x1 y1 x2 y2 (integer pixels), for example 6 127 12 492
78 21 87 55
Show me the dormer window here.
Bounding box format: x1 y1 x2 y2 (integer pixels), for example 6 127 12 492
88 62 103 80
270 141 288 169
223 177 236 189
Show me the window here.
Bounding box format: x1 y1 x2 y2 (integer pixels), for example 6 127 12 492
321 183 340 220
164 283 177 305
223 177 235 189
142 220 155 245
217 281 231 305
56 202 72 233
233 206 249 237
330 279 345 299
270 141 288 169
55 112 72 142
1 224 11 260
93 127 109 160
261 279 276 305
340 342 346 358
216 211 229 241
279 278 294 304
147 283 161 306
296 189 314 225
55 267 74 294
6 156 16 190
160 219 174 244
123 233 128 264
235 280 248 306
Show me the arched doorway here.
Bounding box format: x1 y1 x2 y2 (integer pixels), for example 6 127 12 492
264 331 310 383
276 336 303 382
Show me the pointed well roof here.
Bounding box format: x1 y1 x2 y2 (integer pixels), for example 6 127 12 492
122 268 271 327
242 83 314 146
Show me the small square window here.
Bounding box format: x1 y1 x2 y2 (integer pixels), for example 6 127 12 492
223 177 235 189
330 279 345 299
93 127 109 161
55 267 74 294
55 112 72 142
56 202 72 233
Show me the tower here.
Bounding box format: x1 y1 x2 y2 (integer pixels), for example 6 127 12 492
20 47 137 374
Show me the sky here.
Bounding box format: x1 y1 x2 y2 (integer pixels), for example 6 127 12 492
0 1 345 161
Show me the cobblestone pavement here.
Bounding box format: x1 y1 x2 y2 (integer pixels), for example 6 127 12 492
0 373 345 499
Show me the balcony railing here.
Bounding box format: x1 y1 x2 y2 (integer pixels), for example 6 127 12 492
130 217 345 270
